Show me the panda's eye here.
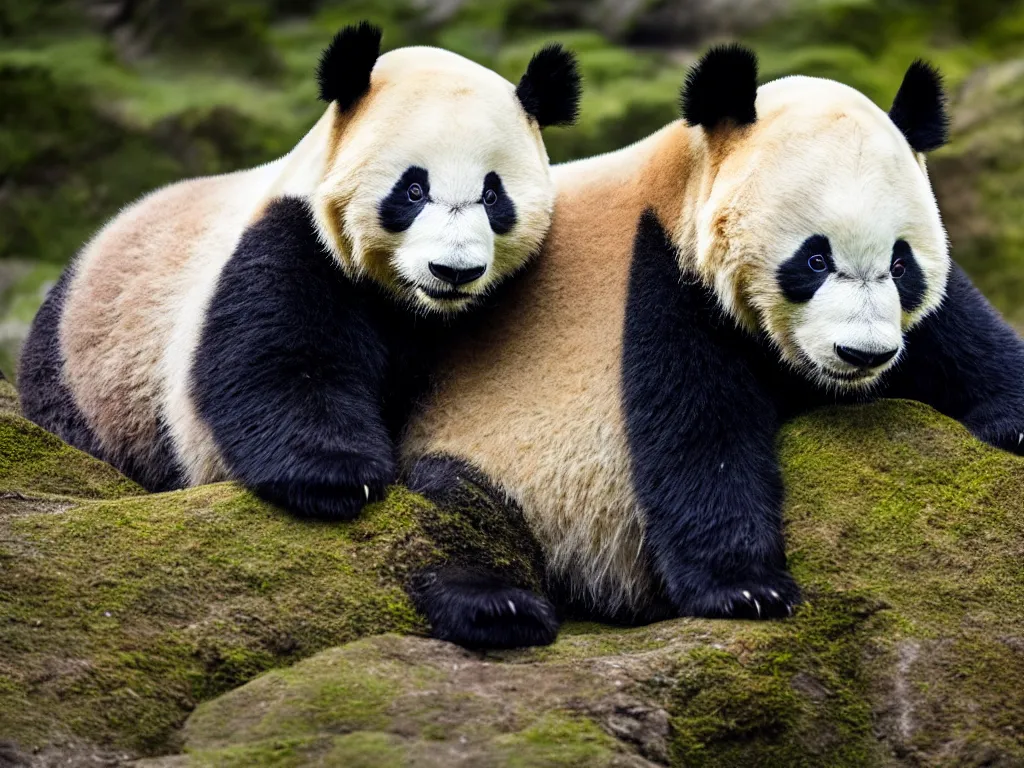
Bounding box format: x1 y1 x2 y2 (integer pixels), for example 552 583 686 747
408 183 424 202
483 188 498 206
890 258 906 279
807 255 828 273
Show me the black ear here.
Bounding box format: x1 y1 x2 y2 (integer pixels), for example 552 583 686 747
317 21 383 110
889 60 949 153
680 44 758 129
515 44 582 128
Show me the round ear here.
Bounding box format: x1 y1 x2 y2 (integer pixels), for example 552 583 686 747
515 44 582 129
317 21 383 110
679 44 758 129
888 60 949 153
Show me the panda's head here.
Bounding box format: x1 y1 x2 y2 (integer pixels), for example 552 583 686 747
311 23 580 314
683 47 950 389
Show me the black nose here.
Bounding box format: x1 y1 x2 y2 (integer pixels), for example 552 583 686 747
428 263 486 287
835 345 898 369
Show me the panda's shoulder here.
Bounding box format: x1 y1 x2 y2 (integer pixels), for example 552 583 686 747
225 197 333 280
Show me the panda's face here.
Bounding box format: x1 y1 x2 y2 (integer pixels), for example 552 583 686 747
314 47 555 315
697 76 950 390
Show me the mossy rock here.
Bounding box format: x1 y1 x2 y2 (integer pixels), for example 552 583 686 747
0 404 547 759
131 400 1024 767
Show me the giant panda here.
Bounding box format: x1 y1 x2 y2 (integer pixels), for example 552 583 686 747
401 46 1024 649
18 22 581 519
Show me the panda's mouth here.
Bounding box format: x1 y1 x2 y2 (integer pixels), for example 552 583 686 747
815 365 881 389
821 367 874 382
417 286 473 302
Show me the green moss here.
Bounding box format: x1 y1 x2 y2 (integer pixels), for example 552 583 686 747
0 412 142 499
780 400 1024 633
168 400 1024 766
0 408 545 755
664 595 888 767
494 714 627 767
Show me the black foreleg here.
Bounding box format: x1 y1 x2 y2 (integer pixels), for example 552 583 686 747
406 455 558 649
193 198 396 519
622 212 799 620
884 264 1024 455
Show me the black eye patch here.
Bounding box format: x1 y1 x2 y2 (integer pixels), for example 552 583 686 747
892 239 926 311
379 166 430 233
482 172 516 235
777 235 834 303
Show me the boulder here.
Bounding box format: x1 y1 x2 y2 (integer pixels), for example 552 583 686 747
1 384 1022 765
148 401 1024 766
0 383 546 761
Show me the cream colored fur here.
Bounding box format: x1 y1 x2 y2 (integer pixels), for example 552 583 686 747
402 75 950 613
59 46 556 486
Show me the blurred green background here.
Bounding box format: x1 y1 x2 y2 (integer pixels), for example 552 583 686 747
2 0 1024 379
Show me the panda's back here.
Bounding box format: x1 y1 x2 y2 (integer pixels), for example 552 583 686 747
36 158 286 487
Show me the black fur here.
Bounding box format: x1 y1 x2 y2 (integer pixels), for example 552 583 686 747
892 239 927 312
19 270 184 491
317 21 382 109
193 197 449 520
777 234 834 303
882 263 1024 455
888 60 949 153
482 171 517 235
408 566 559 649
622 211 800 619
379 166 431 233
515 44 582 128
680 44 758 129
406 454 559 649
19 270 103 458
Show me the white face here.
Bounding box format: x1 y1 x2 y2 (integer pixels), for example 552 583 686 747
314 47 554 315
698 76 950 390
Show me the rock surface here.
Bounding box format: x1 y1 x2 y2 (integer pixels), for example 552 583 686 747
0 378 546 761
2 380 1023 766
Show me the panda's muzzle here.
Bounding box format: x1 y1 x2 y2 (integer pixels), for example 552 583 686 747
419 285 472 301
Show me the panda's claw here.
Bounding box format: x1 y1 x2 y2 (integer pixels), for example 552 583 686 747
674 572 800 621
411 566 559 650
364 484 371 501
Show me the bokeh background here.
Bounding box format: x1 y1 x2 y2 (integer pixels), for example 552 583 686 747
2 0 1023 379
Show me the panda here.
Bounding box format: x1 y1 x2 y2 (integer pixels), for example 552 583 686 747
18 22 581 519
401 46 1024 649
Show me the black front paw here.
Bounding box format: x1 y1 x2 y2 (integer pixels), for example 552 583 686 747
410 566 560 650
668 567 801 620
252 458 395 520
